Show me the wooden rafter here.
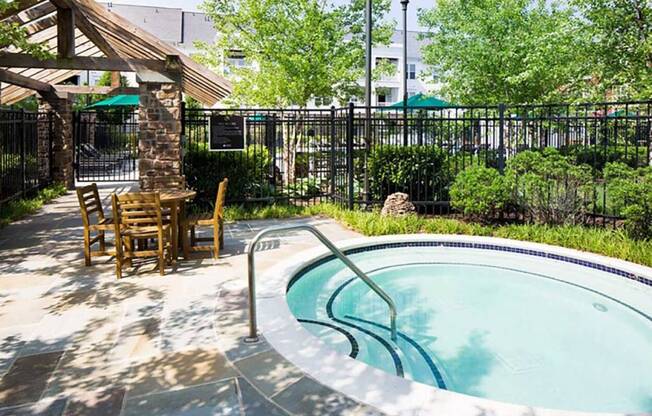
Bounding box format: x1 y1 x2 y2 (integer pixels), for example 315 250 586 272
0 53 171 72
0 0 232 105
0 68 60 100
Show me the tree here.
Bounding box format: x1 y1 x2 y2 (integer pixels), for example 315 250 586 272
197 0 394 184
196 0 394 107
419 0 587 105
573 0 652 100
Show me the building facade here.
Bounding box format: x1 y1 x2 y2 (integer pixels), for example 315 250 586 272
84 3 440 107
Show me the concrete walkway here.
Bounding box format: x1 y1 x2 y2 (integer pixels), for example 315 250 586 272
0 183 380 415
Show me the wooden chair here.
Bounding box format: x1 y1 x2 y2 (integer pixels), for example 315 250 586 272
182 178 228 259
76 183 113 266
111 192 171 279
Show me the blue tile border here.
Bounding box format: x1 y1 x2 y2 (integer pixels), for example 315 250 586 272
297 318 359 359
287 240 651 291
326 278 404 378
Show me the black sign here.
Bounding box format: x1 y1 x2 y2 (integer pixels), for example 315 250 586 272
209 115 246 151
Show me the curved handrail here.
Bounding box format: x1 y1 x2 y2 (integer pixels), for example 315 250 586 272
245 224 398 342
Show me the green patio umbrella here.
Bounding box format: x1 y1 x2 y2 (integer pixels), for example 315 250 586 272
387 93 451 109
85 94 139 109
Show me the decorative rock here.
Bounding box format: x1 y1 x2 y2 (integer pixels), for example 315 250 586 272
381 192 416 217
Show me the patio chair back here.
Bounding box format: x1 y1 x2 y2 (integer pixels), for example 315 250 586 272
213 178 229 222
112 192 164 231
76 183 106 230
111 192 170 278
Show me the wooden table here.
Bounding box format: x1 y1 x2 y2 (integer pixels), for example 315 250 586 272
160 189 196 261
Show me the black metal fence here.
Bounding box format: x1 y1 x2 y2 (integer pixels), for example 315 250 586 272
183 101 652 222
0 109 53 205
73 109 139 182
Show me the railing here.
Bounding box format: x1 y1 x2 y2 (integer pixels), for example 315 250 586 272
246 224 398 342
0 109 52 206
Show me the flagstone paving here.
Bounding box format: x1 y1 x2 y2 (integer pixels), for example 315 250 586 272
0 183 382 415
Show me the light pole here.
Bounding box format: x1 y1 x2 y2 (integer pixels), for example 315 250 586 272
363 0 372 205
401 0 409 146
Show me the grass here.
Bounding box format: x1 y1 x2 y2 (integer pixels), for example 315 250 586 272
225 202 652 267
0 183 67 228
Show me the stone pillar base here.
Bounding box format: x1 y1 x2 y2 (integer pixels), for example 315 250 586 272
38 97 74 189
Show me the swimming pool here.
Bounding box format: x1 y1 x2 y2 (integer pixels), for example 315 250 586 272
258 235 652 416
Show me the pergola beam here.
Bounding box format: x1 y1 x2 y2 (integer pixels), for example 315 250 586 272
56 6 75 58
53 85 138 95
0 53 171 72
0 68 62 100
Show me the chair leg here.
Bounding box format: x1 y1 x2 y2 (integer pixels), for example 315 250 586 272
158 236 165 276
115 243 123 279
181 224 190 260
213 227 220 260
83 228 91 266
99 230 106 253
124 237 133 268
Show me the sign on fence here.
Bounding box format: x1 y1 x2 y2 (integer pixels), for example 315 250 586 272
209 115 246 151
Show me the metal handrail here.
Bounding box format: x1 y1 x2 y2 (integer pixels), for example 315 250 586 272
245 224 398 342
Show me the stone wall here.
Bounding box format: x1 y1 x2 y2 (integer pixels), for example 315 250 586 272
38 97 74 189
138 82 184 190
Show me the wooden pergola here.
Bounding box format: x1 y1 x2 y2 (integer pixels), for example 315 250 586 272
0 0 231 105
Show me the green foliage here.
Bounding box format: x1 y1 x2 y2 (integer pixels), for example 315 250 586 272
284 177 322 199
197 0 394 106
367 145 451 203
184 146 272 207
224 203 308 221
450 166 511 219
232 203 652 267
604 162 652 239
560 144 649 171
0 183 67 228
0 1 53 60
419 0 586 104
506 149 593 224
572 0 652 100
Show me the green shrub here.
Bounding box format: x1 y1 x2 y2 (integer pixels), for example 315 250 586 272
604 162 652 239
0 183 67 228
368 145 451 203
284 177 322 199
184 146 272 207
561 145 649 171
506 149 593 225
450 166 510 220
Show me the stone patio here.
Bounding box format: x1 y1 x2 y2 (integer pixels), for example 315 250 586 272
0 183 382 415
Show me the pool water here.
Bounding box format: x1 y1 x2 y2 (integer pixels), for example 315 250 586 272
286 246 652 414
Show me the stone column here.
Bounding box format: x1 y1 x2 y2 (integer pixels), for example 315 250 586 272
138 82 184 190
38 96 74 189
37 111 51 183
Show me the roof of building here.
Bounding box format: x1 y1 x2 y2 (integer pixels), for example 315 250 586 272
0 0 231 105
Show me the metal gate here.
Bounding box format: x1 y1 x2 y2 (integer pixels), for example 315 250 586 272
73 109 139 182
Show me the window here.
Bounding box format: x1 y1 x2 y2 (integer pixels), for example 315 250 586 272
376 87 396 105
408 63 416 80
432 70 440 83
408 90 417 98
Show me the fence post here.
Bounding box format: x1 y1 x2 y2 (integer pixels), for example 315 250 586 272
20 109 26 197
347 102 355 210
330 106 336 201
498 103 506 174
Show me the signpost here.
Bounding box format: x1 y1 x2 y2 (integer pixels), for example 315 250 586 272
209 114 246 151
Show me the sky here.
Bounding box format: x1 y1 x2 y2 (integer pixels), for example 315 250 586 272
106 0 432 31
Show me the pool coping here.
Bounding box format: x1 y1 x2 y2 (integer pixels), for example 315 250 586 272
256 234 652 416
